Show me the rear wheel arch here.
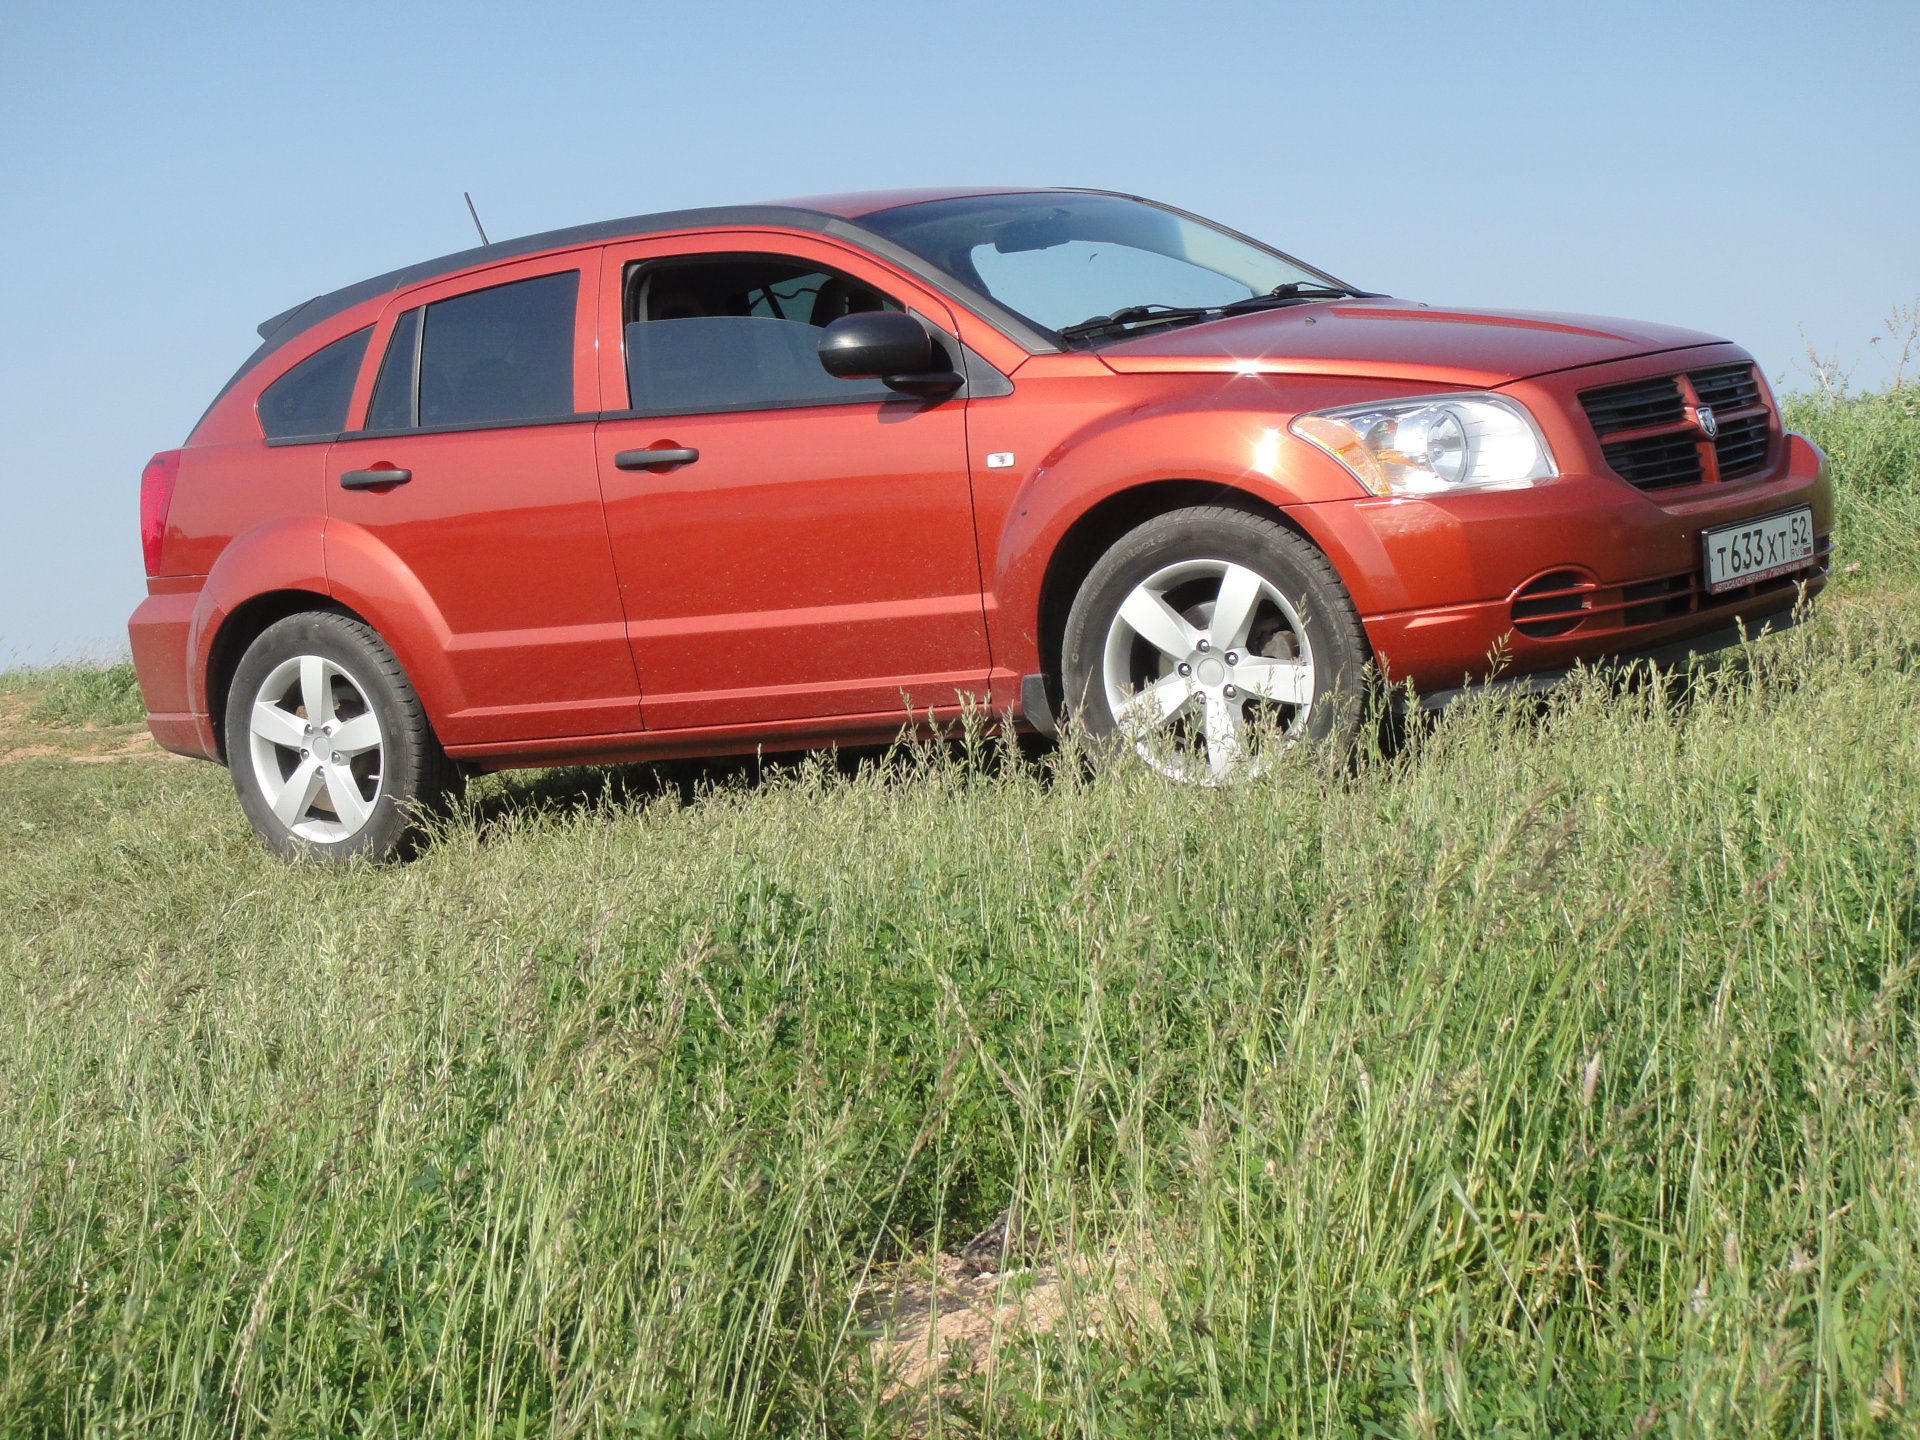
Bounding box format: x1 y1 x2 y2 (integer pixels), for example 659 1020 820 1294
207 591 365 762
224 610 458 862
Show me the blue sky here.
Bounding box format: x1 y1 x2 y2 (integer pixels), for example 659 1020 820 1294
2 0 1915 664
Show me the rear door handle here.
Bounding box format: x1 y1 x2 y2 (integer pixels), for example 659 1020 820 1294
339 467 412 490
614 447 700 471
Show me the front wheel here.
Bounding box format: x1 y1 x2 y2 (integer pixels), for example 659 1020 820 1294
224 612 456 861
1060 507 1371 782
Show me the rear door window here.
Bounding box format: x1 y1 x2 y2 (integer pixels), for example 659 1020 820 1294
415 272 579 428
258 327 372 440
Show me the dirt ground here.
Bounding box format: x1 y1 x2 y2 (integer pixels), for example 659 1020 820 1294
857 1230 1162 1429
0 697 180 766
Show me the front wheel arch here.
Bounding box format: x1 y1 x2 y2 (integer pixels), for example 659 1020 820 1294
1035 482 1350 721
1058 504 1373 779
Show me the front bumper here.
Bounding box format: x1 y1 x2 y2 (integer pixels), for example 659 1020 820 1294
1410 606 1806 711
1294 431 1831 694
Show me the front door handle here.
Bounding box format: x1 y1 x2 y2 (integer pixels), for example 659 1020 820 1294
614 447 700 471
339 467 412 490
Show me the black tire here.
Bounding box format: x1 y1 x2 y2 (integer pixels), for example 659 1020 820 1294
1059 506 1371 780
223 612 458 862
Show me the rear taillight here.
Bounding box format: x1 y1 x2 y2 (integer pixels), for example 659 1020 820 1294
139 450 180 577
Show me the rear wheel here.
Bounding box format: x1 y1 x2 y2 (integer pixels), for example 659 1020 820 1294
1060 507 1370 781
224 613 456 861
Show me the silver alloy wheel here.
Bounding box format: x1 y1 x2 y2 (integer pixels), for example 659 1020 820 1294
1101 557 1316 782
245 653 386 843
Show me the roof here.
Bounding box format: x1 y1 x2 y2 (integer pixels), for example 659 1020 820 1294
755 185 1040 219
254 187 1051 346
252 203 843 345
206 188 1062 428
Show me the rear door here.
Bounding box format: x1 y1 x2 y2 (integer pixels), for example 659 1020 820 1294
326 256 640 747
592 233 990 731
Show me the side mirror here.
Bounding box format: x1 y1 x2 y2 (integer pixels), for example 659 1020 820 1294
818 312 964 398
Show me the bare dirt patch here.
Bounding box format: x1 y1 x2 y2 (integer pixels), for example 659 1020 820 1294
0 744 63 764
0 712 181 767
68 730 176 765
858 1234 1162 1430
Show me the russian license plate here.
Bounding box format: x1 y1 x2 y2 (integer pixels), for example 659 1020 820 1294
1702 506 1815 594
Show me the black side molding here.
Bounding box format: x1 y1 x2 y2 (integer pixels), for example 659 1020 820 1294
1019 673 1058 737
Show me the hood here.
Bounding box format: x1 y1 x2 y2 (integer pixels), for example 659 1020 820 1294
1094 298 1732 387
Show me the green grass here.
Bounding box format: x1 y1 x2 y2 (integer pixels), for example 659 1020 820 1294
0 659 145 727
2 391 1917 1437
1786 386 1920 587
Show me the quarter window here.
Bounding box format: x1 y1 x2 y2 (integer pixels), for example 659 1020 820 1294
257 327 372 440
364 308 420 431
416 272 579 428
624 257 903 414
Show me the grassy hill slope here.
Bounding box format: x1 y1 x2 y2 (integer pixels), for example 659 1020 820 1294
2 391 1917 1437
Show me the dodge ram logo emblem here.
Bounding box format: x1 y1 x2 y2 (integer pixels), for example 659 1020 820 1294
1695 404 1719 439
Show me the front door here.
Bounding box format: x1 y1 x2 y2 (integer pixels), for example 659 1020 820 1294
592 235 990 732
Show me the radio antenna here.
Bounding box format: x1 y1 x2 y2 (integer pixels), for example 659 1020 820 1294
463 191 491 246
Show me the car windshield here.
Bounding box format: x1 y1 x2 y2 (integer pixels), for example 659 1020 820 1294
859 192 1347 344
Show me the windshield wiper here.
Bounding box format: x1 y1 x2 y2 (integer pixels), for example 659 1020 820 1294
1059 285 1368 342
1220 282 1365 314
1056 304 1215 342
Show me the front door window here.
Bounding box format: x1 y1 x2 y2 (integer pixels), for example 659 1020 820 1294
623 256 902 414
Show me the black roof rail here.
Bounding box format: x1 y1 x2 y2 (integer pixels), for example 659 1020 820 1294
190 196 1068 441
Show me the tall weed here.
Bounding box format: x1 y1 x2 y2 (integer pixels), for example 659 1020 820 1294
1 390 1917 1435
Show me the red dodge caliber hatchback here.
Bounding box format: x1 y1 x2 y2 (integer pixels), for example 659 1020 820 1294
130 188 1831 859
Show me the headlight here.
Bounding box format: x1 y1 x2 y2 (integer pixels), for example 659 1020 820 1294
1290 393 1557 496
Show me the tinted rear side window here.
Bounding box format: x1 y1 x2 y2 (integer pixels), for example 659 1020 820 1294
258 327 372 440
418 272 578 428
364 308 420 431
